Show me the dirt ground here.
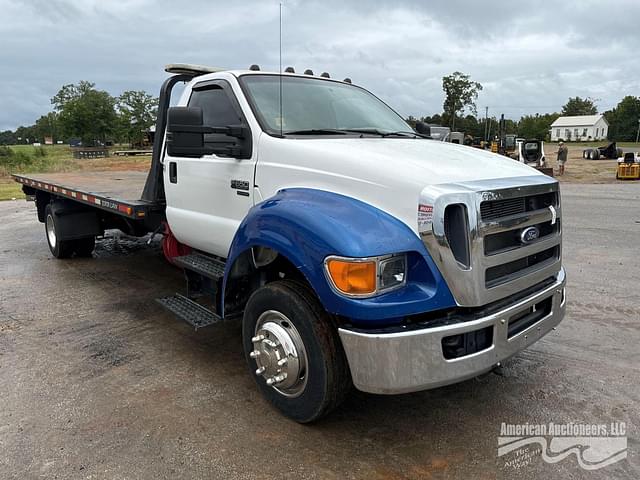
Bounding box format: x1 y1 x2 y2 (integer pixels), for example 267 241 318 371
551 145 623 184
0 184 638 479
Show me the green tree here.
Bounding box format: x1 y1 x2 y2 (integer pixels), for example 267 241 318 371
561 96 597 116
442 72 483 131
0 130 18 145
604 96 640 142
117 90 158 146
52 82 117 145
51 81 96 110
34 112 59 143
518 113 560 140
15 125 37 144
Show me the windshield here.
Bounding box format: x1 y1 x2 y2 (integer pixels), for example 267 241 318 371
239 75 411 136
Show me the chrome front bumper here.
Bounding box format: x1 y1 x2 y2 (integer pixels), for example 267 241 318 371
338 269 566 394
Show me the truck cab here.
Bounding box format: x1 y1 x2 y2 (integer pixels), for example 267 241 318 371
16 64 566 422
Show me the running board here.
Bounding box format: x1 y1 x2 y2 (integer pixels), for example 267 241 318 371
173 253 226 280
156 294 221 330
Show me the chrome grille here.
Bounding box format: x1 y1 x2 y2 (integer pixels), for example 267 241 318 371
480 191 557 220
419 175 562 307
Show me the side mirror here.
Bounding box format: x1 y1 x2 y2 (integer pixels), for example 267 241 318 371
415 121 431 137
166 106 252 159
167 107 205 157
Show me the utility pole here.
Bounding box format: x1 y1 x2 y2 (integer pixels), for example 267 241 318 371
636 119 640 144
484 106 489 142
498 114 505 154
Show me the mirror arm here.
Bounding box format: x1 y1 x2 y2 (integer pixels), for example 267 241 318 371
168 124 248 138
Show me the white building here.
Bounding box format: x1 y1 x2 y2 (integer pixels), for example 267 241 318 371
549 114 609 142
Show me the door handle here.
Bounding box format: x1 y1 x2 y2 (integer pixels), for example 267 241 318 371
169 162 177 183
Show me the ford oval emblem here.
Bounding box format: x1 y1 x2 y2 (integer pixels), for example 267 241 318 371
520 226 540 244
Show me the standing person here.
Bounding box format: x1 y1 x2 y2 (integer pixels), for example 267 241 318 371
557 141 568 176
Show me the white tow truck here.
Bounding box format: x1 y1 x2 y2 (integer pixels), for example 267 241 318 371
14 64 566 422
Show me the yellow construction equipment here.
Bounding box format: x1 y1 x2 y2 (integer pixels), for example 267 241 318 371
616 163 640 180
616 152 640 180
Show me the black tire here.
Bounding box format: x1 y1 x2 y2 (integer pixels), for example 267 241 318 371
242 280 352 423
617 148 624 158
586 149 593 160
44 204 74 259
592 149 600 160
582 149 588 159
73 236 95 257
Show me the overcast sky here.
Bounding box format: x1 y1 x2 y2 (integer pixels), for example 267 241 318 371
2 0 639 130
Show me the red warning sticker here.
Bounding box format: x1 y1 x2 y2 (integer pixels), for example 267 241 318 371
418 204 433 230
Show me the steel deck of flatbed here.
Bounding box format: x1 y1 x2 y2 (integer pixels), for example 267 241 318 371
12 171 159 220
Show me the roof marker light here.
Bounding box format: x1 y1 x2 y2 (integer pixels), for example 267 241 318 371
304 69 314 75
284 67 295 73
320 72 330 78
343 78 352 84
249 64 261 71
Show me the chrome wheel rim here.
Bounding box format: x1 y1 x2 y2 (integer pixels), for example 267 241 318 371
46 214 56 249
251 310 308 398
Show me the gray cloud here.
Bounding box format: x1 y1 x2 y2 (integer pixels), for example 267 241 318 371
1 0 639 130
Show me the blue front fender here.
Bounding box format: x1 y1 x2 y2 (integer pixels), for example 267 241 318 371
224 188 456 325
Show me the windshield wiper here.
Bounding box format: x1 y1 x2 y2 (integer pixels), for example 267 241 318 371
383 130 430 139
284 129 349 135
337 128 428 138
283 128 428 138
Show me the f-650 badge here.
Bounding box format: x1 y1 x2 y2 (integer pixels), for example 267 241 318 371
230 179 250 191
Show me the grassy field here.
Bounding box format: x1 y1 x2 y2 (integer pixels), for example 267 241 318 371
0 181 23 200
0 144 151 200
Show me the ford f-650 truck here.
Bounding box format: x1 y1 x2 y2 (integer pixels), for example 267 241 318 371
13 64 566 422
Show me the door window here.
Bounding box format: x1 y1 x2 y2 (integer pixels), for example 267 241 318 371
188 84 244 147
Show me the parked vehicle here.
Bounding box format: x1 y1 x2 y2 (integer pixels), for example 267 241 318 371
616 152 640 180
515 139 546 167
583 142 624 160
14 64 566 422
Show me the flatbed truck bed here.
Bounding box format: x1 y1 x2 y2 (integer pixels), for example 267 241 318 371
12 171 159 221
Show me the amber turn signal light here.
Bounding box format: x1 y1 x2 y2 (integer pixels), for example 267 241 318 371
326 259 377 295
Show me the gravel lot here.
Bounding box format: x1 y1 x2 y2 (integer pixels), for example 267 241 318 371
0 183 638 479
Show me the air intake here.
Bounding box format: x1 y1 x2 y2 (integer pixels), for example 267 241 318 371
444 204 470 268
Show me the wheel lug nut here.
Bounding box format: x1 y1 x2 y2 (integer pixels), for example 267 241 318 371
251 335 265 343
249 350 261 358
266 377 276 386
255 366 266 376
277 358 287 366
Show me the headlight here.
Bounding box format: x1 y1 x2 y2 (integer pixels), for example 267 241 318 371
379 255 406 290
324 254 407 297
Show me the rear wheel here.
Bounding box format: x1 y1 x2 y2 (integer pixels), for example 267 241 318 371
242 280 352 423
45 204 74 259
592 149 600 160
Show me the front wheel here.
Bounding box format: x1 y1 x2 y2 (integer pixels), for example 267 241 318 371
242 280 352 423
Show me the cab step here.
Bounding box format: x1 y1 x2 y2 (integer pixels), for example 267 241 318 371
173 253 226 279
156 293 221 330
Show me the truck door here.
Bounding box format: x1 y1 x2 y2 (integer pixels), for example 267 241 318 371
164 79 256 258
